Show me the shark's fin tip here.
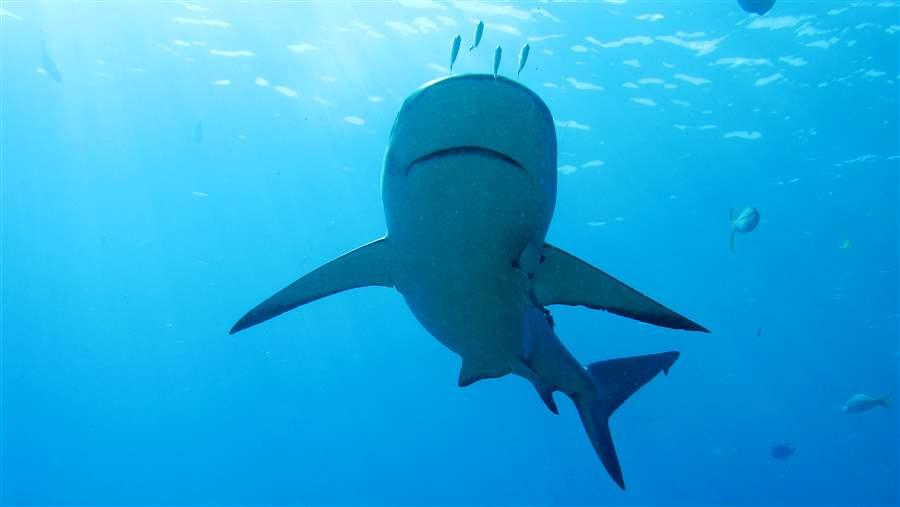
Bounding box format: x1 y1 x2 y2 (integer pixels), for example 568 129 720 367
229 237 393 334
534 244 707 333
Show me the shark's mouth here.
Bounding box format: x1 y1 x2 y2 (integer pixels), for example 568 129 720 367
406 146 526 177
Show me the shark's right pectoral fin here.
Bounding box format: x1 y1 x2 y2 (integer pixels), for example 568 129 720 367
533 244 708 332
230 237 394 334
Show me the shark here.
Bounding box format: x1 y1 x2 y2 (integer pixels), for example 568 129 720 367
231 74 708 489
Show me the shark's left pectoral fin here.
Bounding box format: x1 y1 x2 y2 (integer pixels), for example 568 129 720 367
230 238 394 334
533 244 708 332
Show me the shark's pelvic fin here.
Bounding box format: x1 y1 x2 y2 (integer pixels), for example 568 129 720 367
458 359 510 388
532 244 708 332
574 351 680 490
230 237 394 334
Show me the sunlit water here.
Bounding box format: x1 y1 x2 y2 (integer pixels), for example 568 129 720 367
2 1 898 505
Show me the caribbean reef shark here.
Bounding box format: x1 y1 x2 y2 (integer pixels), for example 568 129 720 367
231 74 708 489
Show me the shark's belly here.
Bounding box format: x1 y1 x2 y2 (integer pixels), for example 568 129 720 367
385 154 546 359
398 274 527 359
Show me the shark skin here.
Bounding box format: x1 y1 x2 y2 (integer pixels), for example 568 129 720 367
231 74 708 489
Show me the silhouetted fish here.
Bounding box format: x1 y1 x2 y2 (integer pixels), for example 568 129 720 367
843 392 891 413
449 35 461 73
770 443 794 460
41 40 62 83
729 206 760 252
194 121 204 143
516 43 530 78
469 20 484 51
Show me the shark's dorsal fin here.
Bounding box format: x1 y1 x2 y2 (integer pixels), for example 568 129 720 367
532 244 708 332
230 238 394 334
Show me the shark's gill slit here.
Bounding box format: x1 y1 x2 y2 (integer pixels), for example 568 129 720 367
406 146 526 176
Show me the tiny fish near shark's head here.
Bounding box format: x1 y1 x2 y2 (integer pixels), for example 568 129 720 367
383 74 557 242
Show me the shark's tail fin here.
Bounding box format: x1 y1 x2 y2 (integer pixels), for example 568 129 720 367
573 351 680 490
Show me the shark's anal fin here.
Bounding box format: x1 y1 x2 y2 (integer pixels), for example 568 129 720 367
534 383 559 415
519 354 559 415
230 237 393 334
532 244 708 333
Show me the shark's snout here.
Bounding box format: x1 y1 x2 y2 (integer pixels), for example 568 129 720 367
385 74 557 190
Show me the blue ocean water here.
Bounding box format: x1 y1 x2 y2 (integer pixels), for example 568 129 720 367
2 1 898 505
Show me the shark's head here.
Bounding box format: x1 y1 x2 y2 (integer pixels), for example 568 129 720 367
382 74 557 240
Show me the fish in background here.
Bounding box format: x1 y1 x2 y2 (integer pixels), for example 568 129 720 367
737 0 776 15
41 40 62 83
194 121 204 144
449 35 462 73
842 392 891 413
517 43 530 78
729 206 760 252
493 45 502 79
770 443 795 460
469 20 484 51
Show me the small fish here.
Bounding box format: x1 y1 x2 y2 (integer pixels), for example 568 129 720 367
755 327 762 339
729 206 760 252
842 392 891 413
516 43 530 78
469 20 484 51
450 34 462 73
493 45 502 79
41 40 62 83
770 443 794 460
194 120 204 143
737 0 776 15
839 239 851 250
